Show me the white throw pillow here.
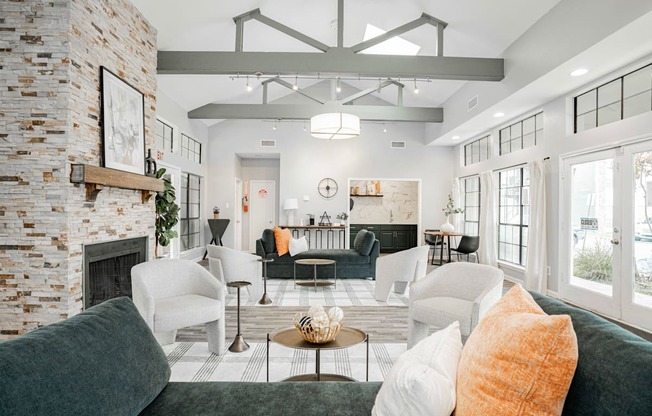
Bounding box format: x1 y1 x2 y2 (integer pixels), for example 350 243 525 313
372 321 462 416
289 236 309 256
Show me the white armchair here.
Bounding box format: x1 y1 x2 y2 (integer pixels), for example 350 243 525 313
207 245 263 302
131 259 226 355
407 262 503 348
374 245 429 302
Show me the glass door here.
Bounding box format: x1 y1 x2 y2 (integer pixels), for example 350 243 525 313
562 141 652 332
561 149 621 317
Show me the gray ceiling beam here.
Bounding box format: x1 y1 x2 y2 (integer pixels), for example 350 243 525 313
339 79 403 105
234 8 330 53
350 13 447 54
188 103 443 122
158 49 504 81
337 0 344 47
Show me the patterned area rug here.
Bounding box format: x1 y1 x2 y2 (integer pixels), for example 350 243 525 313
163 341 406 383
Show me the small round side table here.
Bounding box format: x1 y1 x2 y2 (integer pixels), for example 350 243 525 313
258 258 274 305
227 281 251 353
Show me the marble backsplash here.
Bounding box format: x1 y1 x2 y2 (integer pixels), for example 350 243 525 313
349 180 418 224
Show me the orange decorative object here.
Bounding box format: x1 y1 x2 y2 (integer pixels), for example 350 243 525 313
273 226 292 256
455 284 578 416
242 195 249 212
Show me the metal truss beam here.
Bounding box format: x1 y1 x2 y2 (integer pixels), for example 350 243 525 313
188 103 443 122
261 76 325 104
339 79 404 105
158 49 504 81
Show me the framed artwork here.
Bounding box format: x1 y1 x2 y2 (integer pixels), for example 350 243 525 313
100 66 145 174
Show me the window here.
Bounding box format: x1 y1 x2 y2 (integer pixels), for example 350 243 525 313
181 133 202 164
155 119 173 153
462 176 480 236
464 135 490 166
498 166 530 266
180 173 201 251
499 113 542 155
574 63 652 133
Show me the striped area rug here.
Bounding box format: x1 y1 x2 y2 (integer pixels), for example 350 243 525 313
163 341 406 383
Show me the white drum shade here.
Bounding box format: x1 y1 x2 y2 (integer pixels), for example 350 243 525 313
310 113 360 140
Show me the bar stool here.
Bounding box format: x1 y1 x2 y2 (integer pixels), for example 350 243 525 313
258 258 274 305
227 281 251 353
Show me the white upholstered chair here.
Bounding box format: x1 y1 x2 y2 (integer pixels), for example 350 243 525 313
407 262 504 348
131 259 226 355
374 245 430 302
206 245 263 302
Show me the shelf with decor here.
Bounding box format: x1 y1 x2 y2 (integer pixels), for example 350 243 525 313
349 194 384 197
70 164 163 203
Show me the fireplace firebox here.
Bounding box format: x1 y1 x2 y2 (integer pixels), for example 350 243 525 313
83 237 148 309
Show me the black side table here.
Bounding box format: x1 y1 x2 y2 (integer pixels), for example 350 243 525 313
258 258 274 305
202 219 230 260
227 280 251 353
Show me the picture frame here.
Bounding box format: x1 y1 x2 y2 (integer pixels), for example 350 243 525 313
100 66 145 175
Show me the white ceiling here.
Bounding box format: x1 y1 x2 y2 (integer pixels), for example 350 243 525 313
131 0 562 124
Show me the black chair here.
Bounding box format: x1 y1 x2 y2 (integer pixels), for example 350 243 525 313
450 235 480 262
424 229 445 265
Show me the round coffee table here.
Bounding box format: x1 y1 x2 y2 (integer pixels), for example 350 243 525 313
293 258 336 291
266 326 369 382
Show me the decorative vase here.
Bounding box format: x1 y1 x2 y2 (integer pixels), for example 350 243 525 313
213 213 219 219
440 217 454 233
145 148 157 177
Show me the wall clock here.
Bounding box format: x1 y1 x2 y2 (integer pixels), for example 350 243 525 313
318 178 338 199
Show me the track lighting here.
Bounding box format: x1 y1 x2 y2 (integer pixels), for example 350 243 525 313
246 75 252 92
413 78 419 94
293 76 299 91
336 77 342 93
377 78 382 93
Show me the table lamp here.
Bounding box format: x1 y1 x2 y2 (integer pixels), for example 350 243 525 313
283 198 299 225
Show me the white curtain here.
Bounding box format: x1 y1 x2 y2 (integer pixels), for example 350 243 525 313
479 171 497 266
525 160 547 293
451 177 464 232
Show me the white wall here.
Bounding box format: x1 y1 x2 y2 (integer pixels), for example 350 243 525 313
155 90 209 260
207 120 454 249
453 58 652 292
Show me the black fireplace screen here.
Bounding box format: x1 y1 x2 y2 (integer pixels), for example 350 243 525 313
83 237 147 309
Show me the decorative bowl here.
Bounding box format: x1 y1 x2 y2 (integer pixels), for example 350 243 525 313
293 306 344 344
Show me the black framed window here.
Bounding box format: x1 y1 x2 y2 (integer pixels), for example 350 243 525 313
181 133 202 164
155 119 173 153
462 176 480 236
180 173 201 251
464 135 490 166
499 113 542 155
498 166 530 266
574 63 652 133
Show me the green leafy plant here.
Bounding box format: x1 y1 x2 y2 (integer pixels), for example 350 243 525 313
155 168 179 258
442 193 464 216
573 239 612 283
336 212 349 221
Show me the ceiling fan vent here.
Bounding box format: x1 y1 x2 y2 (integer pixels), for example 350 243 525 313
467 95 479 111
390 140 406 149
260 139 276 148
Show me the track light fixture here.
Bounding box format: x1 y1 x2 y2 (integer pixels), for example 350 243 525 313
413 78 419 94
377 78 382 93
246 75 252 92
336 77 342 93
293 76 299 90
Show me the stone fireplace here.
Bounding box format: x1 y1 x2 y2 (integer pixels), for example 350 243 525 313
0 0 158 339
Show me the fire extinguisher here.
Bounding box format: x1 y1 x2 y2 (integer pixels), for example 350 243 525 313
242 195 249 212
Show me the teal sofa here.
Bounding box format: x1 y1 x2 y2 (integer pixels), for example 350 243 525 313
256 228 380 279
1 294 651 415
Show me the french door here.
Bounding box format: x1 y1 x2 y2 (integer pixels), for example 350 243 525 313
561 141 652 331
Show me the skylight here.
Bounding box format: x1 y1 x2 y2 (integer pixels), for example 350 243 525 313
360 24 421 56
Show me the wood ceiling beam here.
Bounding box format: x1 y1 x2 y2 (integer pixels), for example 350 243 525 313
188 103 443 122
158 49 504 81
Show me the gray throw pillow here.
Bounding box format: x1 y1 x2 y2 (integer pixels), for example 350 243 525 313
354 229 376 256
262 228 276 253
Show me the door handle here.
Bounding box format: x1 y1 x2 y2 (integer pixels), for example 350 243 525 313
610 239 620 245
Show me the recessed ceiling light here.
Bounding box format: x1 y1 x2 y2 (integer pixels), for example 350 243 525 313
452 135 461 140
493 112 505 118
360 24 421 56
570 68 588 77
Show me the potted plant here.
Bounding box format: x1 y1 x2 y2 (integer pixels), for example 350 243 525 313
213 206 220 219
441 193 464 233
336 212 349 226
155 168 179 258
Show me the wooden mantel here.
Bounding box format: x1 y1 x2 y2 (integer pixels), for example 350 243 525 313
70 164 164 203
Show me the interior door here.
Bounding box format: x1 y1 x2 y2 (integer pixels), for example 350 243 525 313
235 178 243 251
560 149 621 317
249 180 276 252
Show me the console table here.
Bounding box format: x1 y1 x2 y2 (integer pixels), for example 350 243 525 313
278 225 346 249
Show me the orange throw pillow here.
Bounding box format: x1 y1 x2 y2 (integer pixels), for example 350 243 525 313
273 226 292 256
455 284 578 416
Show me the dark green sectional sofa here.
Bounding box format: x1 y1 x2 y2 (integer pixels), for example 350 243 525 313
1 293 651 415
255 228 380 279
